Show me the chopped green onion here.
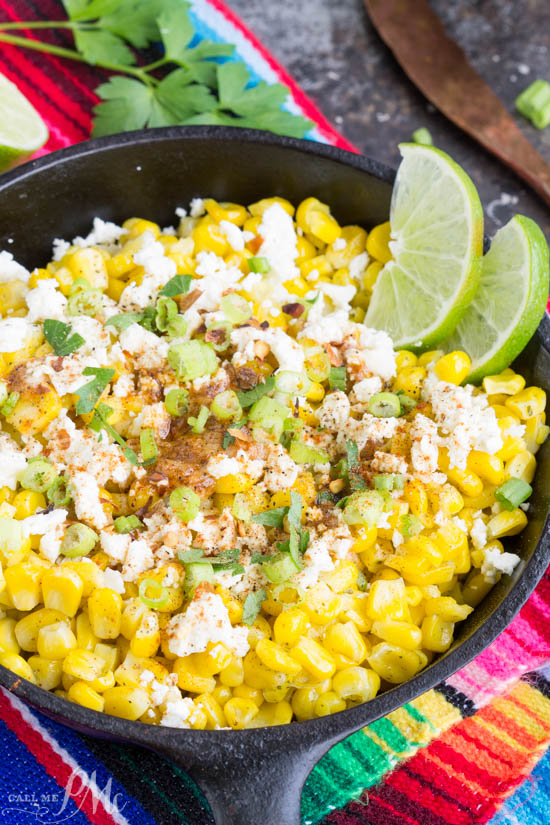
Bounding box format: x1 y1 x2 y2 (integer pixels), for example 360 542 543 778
374 473 404 492
160 274 192 297
248 396 289 423
247 256 270 274
60 523 98 558
412 127 433 145
495 478 533 510
0 519 23 558
20 457 57 493
220 293 252 324
242 589 267 625
205 321 233 352
401 513 423 537
167 340 218 381
1 391 19 417
188 405 209 434
261 553 298 584
170 486 201 522
67 288 102 317
164 388 189 417
69 277 91 295
139 578 169 609
304 350 331 383
398 393 417 414
178 548 206 563
155 296 178 332
274 371 311 396
342 490 384 527
183 562 214 598
368 392 401 418
139 428 158 465
328 366 347 391
232 492 251 522
0 381 7 406
516 79 550 129
211 390 242 420
289 440 329 465
166 316 187 339
47 476 71 507
114 515 143 534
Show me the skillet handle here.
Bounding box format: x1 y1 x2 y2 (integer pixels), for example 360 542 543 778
187 745 317 825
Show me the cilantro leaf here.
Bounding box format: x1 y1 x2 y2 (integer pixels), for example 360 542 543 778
159 274 193 297
92 76 180 137
299 529 310 554
250 552 277 563
287 491 303 530
75 367 115 415
89 402 139 465
97 0 177 48
242 589 267 626
74 29 135 66
345 438 367 492
251 506 287 528
236 376 275 409
104 311 144 332
157 5 194 61
222 419 246 449
329 366 347 391
178 548 206 564
43 319 84 357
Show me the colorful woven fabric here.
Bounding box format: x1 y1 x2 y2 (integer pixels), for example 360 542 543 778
0 1 549 823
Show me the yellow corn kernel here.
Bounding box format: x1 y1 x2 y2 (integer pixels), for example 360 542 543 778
367 643 426 683
439 451 483 497
94 642 119 673
67 681 105 712
73 613 97 652
130 614 160 659
14 608 66 652
371 620 422 650
487 508 528 539
65 247 108 289
6 388 62 436
322 561 359 594
290 637 336 680
387 554 455 587
243 649 288 690
4 561 43 611
37 621 77 659
203 199 248 226
434 351 471 385
392 366 426 400
212 684 232 707
435 523 470 574
250 700 293 728
41 567 83 617
350 525 377 556
296 197 341 244
103 686 149 720
193 218 228 257
121 600 149 640
395 351 417 371
462 570 494 607
421 615 455 652
314 690 346 717
273 608 308 647
233 683 264 707
244 614 272 650
27 655 62 690
214 586 243 625
299 254 333 281
63 648 106 681
524 414 549 454
0 652 36 683
88 588 122 639
106 277 126 301
324 621 368 663
224 696 259 729
366 221 392 263
417 350 444 368
173 656 216 694
302 582 341 625
424 597 473 622
461 487 497 510
248 196 294 217
61 560 102 599
365 577 409 622
333 666 380 704
359 261 381 293
195 693 226 729
505 451 536 484
214 473 253 494
466 451 506 485
256 638 302 675
404 479 429 517
219 655 244 687
306 381 325 402
122 217 160 239
192 642 232 677
12 490 46 520
505 387 546 419
0 617 18 655
262 680 291 702
291 686 320 720
325 225 367 268
483 372 526 396
435 484 465 517
0 278 28 315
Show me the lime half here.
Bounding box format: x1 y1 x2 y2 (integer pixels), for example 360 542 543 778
365 143 483 350
444 215 549 383
0 73 48 172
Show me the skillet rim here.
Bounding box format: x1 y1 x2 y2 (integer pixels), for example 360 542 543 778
0 125 548 749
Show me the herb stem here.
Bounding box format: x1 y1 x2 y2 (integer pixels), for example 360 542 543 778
0 20 81 31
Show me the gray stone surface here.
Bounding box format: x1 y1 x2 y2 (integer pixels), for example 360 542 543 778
228 0 550 237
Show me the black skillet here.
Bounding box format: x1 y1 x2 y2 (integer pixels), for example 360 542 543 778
0 127 549 825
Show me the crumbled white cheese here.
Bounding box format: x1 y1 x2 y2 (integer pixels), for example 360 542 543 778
39 528 64 564
332 237 347 251
349 252 368 280
0 317 35 353
0 434 28 489
21 509 67 537
299 284 355 345
339 413 399 452
122 539 154 582
72 217 124 248
263 443 299 492
161 697 196 728
187 509 237 551
100 531 131 563
130 402 171 440
294 524 354 594
189 198 205 218
192 251 244 313
220 220 245 252
119 323 169 370
231 326 305 374
470 518 488 550
71 471 109 530
350 376 383 404
371 451 407 475
206 455 245 479
26 279 67 322
316 391 351 430
102 568 125 594
342 324 396 381
258 203 299 285
52 238 71 262
409 413 443 483
481 545 521 583
113 374 134 398
166 591 249 657
392 530 404 549
0 250 30 283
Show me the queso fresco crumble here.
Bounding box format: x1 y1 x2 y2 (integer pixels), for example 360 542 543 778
0 195 546 730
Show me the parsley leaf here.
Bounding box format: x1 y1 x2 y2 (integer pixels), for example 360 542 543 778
74 28 134 66
242 589 267 626
345 438 367 492
222 419 247 449
236 376 275 409
251 506 287 528
104 311 144 332
159 274 193 297
89 402 138 465
75 367 115 415
43 319 84 356
329 365 347 391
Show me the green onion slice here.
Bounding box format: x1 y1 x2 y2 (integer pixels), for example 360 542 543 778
67 288 103 317
188 405 209 434
114 514 143 534
304 350 331 383
495 478 533 511
140 427 158 465
47 476 71 507
170 486 201 522
220 293 252 324
211 390 242 421
1 391 19 417
261 553 298 584
368 392 401 418
342 490 384 527
412 127 433 145
139 578 169 609
60 523 98 558
20 457 57 493
205 321 233 352
516 79 550 129
164 388 189 417
289 440 329 465
374 473 404 492
167 340 218 381
275 371 311 396
247 256 270 274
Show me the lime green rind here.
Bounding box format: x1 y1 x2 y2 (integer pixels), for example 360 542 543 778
365 143 484 351
0 72 48 172
445 215 549 384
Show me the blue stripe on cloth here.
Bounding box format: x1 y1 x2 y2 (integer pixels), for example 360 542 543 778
0 717 91 825
487 747 550 825
18 704 160 825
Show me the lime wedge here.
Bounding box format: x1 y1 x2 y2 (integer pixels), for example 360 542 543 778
444 215 549 383
365 143 483 349
0 73 48 172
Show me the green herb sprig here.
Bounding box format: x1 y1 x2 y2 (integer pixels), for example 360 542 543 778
0 0 313 138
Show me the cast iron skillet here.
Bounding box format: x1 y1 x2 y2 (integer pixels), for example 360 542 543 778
0 127 549 825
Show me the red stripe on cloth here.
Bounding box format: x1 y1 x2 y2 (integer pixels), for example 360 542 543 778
406 754 490 815
351 787 450 825
0 691 120 825
206 0 357 152
384 770 472 825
